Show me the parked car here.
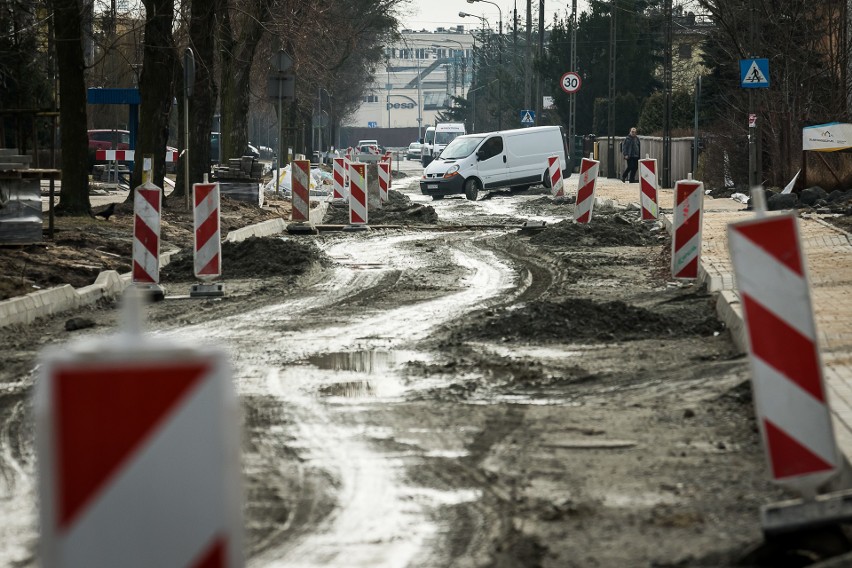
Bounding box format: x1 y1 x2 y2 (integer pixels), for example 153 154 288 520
406 142 422 160
88 129 130 151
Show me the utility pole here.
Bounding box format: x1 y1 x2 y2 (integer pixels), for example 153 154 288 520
570 0 577 159
535 0 544 123
525 0 532 117
748 0 758 188
663 0 672 187
607 0 616 178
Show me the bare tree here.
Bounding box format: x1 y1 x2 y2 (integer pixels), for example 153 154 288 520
129 0 178 193
52 0 91 215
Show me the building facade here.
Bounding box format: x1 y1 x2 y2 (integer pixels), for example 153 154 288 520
345 27 476 138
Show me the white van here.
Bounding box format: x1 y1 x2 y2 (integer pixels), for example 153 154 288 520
421 123 465 167
419 126 570 201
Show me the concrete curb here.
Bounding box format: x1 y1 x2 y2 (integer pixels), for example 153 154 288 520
0 219 287 329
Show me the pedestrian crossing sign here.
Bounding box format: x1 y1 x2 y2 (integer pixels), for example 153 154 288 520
520 110 535 124
740 58 770 88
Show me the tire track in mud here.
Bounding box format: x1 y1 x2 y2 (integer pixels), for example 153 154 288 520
162 230 531 566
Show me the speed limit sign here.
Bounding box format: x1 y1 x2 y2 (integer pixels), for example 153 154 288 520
560 71 582 94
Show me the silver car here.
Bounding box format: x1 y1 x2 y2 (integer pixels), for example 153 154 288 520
406 142 422 160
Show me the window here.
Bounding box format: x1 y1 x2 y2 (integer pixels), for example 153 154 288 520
362 95 379 103
678 43 692 60
478 136 503 160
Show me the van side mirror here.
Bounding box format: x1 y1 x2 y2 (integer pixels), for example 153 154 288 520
475 149 485 161
418 138 423 144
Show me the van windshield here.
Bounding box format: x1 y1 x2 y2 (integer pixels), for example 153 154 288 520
435 131 463 145
439 136 485 160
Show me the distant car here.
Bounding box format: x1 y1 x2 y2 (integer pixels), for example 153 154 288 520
406 142 422 160
88 129 130 151
358 143 384 155
357 139 379 148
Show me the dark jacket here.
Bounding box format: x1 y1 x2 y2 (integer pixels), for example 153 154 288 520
622 134 640 158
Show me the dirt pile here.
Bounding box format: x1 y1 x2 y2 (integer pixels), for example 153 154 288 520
529 214 664 247
459 295 724 343
322 190 438 225
161 236 332 281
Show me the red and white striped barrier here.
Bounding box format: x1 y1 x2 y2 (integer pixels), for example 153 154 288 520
728 213 839 496
37 342 243 567
548 155 564 198
193 181 221 279
291 159 310 223
332 157 347 201
378 161 391 203
95 149 178 163
349 162 368 225
671 178 704 280
382 151 392 163
574 157 600 223
344 157 351 192
638 158 659 220
132 181 161 284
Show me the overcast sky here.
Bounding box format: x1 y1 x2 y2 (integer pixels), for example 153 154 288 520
399 0 591 32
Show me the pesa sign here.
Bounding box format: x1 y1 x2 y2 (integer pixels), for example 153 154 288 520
386 102 415 110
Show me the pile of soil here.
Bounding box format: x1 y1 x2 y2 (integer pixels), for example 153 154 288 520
322 190 438 225
0 193 290 301
459 295 724 343
161 236 332 281
529 214 664 247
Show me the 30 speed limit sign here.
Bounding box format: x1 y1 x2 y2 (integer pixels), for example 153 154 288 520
560 71 582 94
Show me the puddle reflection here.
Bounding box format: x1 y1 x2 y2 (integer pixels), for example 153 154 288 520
308 350 398 374
318 380 376 398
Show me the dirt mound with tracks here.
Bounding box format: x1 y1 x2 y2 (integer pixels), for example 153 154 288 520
322 189 439 225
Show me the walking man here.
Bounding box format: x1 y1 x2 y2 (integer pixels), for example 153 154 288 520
621 127 640 183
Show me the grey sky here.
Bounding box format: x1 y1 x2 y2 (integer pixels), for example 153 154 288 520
400 0 591 32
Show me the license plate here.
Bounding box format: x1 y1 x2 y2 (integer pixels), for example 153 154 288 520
428 184 438 189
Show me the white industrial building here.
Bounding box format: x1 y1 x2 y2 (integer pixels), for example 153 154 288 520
345 27 477 138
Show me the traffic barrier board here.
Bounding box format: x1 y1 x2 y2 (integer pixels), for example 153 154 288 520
332 158 347 201
638 158 659 220
574 157 599 223
671 179 704 279
548 155 564 198
291 160 310 223
349 162 368 225
95 149 178 163
36 341 243 567
378 162 391 203
728 213 839 496
132 181 161 284
193 182 221 279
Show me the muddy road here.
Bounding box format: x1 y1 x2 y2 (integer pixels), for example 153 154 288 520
0 160 791 567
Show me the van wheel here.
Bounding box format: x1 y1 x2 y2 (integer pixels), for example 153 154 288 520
464 179 479 201
432 195 444 201
542 169 552 189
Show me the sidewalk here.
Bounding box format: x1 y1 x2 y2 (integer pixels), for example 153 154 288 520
594 176 852 458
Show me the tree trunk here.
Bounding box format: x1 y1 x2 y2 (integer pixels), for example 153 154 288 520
176 0 219 197
130 0 177 194
52 0 90 216
219 0 272 162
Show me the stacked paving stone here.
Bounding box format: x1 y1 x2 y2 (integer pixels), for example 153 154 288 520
212 155 264 206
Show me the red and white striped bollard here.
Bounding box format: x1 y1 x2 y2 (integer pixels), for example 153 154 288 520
348 162 368 226
671 177 704 279
728 213 839 498
574 157 599 223
378 161 391 203
638 158 659 219
548 155 564 198
332 157 347 201
291 159 310 223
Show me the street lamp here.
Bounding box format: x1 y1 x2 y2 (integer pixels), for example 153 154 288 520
466 0 502 129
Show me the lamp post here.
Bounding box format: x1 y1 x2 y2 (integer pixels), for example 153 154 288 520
467 0 502 129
